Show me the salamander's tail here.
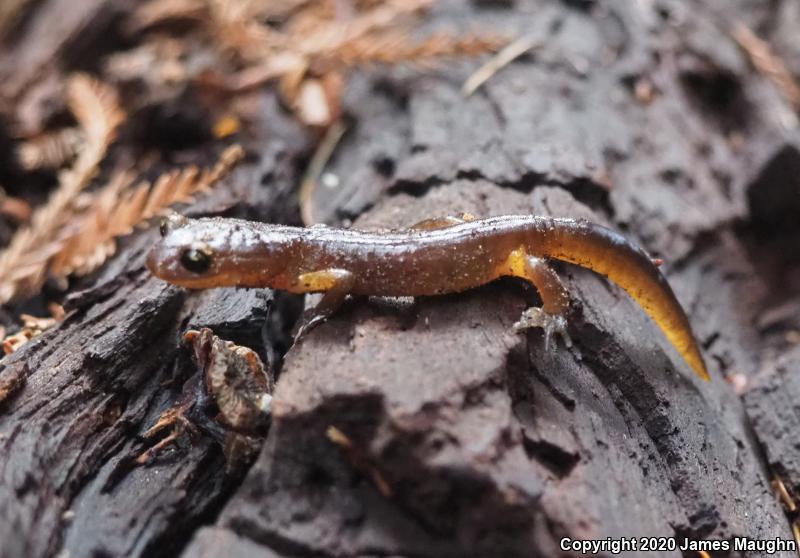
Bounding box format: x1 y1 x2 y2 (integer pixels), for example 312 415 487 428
532 219 709 381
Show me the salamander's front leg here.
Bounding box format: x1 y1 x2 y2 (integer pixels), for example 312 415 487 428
294 269 356 341
501 248 572 350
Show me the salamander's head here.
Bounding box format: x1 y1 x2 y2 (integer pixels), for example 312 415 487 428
146 214 291 289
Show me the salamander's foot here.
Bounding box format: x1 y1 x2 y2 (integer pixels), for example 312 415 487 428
513 306 572 351
292 268 356 344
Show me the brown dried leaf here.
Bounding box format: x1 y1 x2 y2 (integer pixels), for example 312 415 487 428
1 307 64 355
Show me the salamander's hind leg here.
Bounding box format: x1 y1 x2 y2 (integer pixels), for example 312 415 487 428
294 269 356 341
501 249 572 350
409 212 476 230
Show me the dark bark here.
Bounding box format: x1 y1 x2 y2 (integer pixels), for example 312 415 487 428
1 1 800 557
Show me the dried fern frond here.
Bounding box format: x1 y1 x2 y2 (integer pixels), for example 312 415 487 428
0 74 125 303
17 127 84 170
50 144 245 277
67 74 127 155
105 38 189 87
0 189 31 223
288 0 434 60
328 31 507 70
132 0 315 36
209 0 433 64
208 1 285 60
200 0 503 127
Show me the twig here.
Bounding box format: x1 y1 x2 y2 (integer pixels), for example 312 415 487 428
462 35 538 96
793 522 800 558
299 120 347 225
731 21 800 112
773 475 798 512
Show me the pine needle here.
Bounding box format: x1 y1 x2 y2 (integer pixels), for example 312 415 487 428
0 74 125 303
462 35 538 96
50 144 245 277
299 119 347 225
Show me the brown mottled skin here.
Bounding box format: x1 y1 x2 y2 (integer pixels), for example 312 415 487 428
146 214 709 381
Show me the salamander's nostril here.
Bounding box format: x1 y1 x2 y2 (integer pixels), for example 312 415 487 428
145 247 159 274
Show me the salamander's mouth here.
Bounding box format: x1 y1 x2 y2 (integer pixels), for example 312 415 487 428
144 244 165 277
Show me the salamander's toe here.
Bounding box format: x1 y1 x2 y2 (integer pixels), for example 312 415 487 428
292 311 329 344
512 306 572 350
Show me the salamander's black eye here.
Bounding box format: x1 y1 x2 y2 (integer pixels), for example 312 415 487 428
159 218 169 237
180 247 212 274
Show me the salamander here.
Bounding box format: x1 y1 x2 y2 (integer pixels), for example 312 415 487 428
146 213 709 381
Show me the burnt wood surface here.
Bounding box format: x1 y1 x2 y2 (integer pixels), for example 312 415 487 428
1 1 800 557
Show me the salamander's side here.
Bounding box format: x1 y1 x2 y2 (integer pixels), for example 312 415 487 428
521 217 709 381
